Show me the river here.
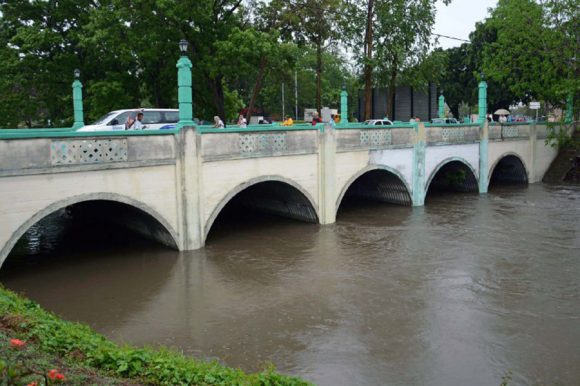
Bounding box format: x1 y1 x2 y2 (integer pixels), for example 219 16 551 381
1 184 579 386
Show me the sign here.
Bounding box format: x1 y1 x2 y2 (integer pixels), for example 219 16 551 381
530 102 541 110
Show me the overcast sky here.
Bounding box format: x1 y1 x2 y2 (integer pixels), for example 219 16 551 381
433 0 498 49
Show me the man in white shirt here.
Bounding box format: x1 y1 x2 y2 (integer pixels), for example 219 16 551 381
126 111 145 130
133 112 145 130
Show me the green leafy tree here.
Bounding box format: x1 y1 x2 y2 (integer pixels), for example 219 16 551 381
0 0 97 127
261 0 341 114
437 19 517 119
482 0 579 108
343 0 450 120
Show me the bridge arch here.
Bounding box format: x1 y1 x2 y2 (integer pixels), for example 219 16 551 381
0 192 179 269
204 175 320 239
336 165 413 211
425 157 479 197
489 152 529 186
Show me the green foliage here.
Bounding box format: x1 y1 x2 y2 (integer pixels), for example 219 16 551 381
0 286 310 386
341 0 450 118
545 123 578 150
482 0 579 107
443 169 467 188
500 370 512 386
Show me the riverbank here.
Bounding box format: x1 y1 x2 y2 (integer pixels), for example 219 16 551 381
0 286 309 385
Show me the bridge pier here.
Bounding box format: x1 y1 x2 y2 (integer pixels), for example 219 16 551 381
528 122 537 182
479 122 489 193
179 126 204 250
411 122 426 206
319 125 337 224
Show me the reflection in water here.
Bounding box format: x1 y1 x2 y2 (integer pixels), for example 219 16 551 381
1 184 579 386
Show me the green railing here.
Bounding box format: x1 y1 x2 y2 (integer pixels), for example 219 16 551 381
335 122 415 130
198 123 321 133
424 123 481 127
0 127 180 140
0 121 484 141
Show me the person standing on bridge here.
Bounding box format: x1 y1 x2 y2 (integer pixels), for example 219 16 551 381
237 114 247 128
327 114 336 127
213 116 224 128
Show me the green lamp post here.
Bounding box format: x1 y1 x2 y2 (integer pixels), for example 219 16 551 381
340 81 348 124
438 92 445 119
72 69 84 129
177 39 194 129
478 73 488 124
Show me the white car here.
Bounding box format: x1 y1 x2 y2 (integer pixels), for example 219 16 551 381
77 109 179 132
363 119 393 126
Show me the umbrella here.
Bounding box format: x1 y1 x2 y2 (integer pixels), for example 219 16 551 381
494 108 510 115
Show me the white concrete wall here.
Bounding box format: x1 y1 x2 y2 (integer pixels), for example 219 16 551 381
533 139 558 183
488 140 532 180
425 144 480 183
369 148 414 188
334 151 373 203
0 165 179 264
201 154 320 232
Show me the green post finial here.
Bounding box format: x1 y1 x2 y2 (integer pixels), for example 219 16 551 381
177 40 194 128
340 81 348 124
565 92 573 123
438 93 445 118
72 69 84 129
478 74 488 124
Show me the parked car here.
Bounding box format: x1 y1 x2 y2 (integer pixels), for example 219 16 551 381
363 119 393 126
431 118 460 124
77 109 179 132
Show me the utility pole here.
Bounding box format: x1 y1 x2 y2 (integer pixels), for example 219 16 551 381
295 70 298 120
282 82 285 119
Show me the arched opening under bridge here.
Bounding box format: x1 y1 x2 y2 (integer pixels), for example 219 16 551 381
426 160 478 200
489 154 528 188
2 199 178 271
337 168 412 217
205 180 319 242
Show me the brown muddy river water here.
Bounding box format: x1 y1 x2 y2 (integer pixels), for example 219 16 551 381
2 184 579 386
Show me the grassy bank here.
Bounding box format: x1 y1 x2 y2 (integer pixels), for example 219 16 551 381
0 286 310 385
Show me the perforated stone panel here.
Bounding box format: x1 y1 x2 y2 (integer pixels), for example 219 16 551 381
239 133 287 155
502 127 519 138
360 129 392 147
441 127 466 142
51 139 128 165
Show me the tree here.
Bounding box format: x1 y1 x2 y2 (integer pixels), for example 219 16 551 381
437 18 518 119
261 0 341 114
0 0 98 127
343 0 450 120
482 0 579 107
216 27 297 122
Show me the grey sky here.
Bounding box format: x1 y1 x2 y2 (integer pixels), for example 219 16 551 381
433 0 498 49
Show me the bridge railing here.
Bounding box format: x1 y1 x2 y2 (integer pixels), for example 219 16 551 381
0 128 180 177
334 123 416 151
0 127 180 140
489 122 532 140
424 123 481 145
198 124 321 161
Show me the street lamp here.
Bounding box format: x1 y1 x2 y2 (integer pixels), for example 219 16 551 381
177 39 194 128
72 69 84 129
179 39 189 56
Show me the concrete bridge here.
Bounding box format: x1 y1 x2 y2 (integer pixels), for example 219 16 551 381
0 120 561 267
